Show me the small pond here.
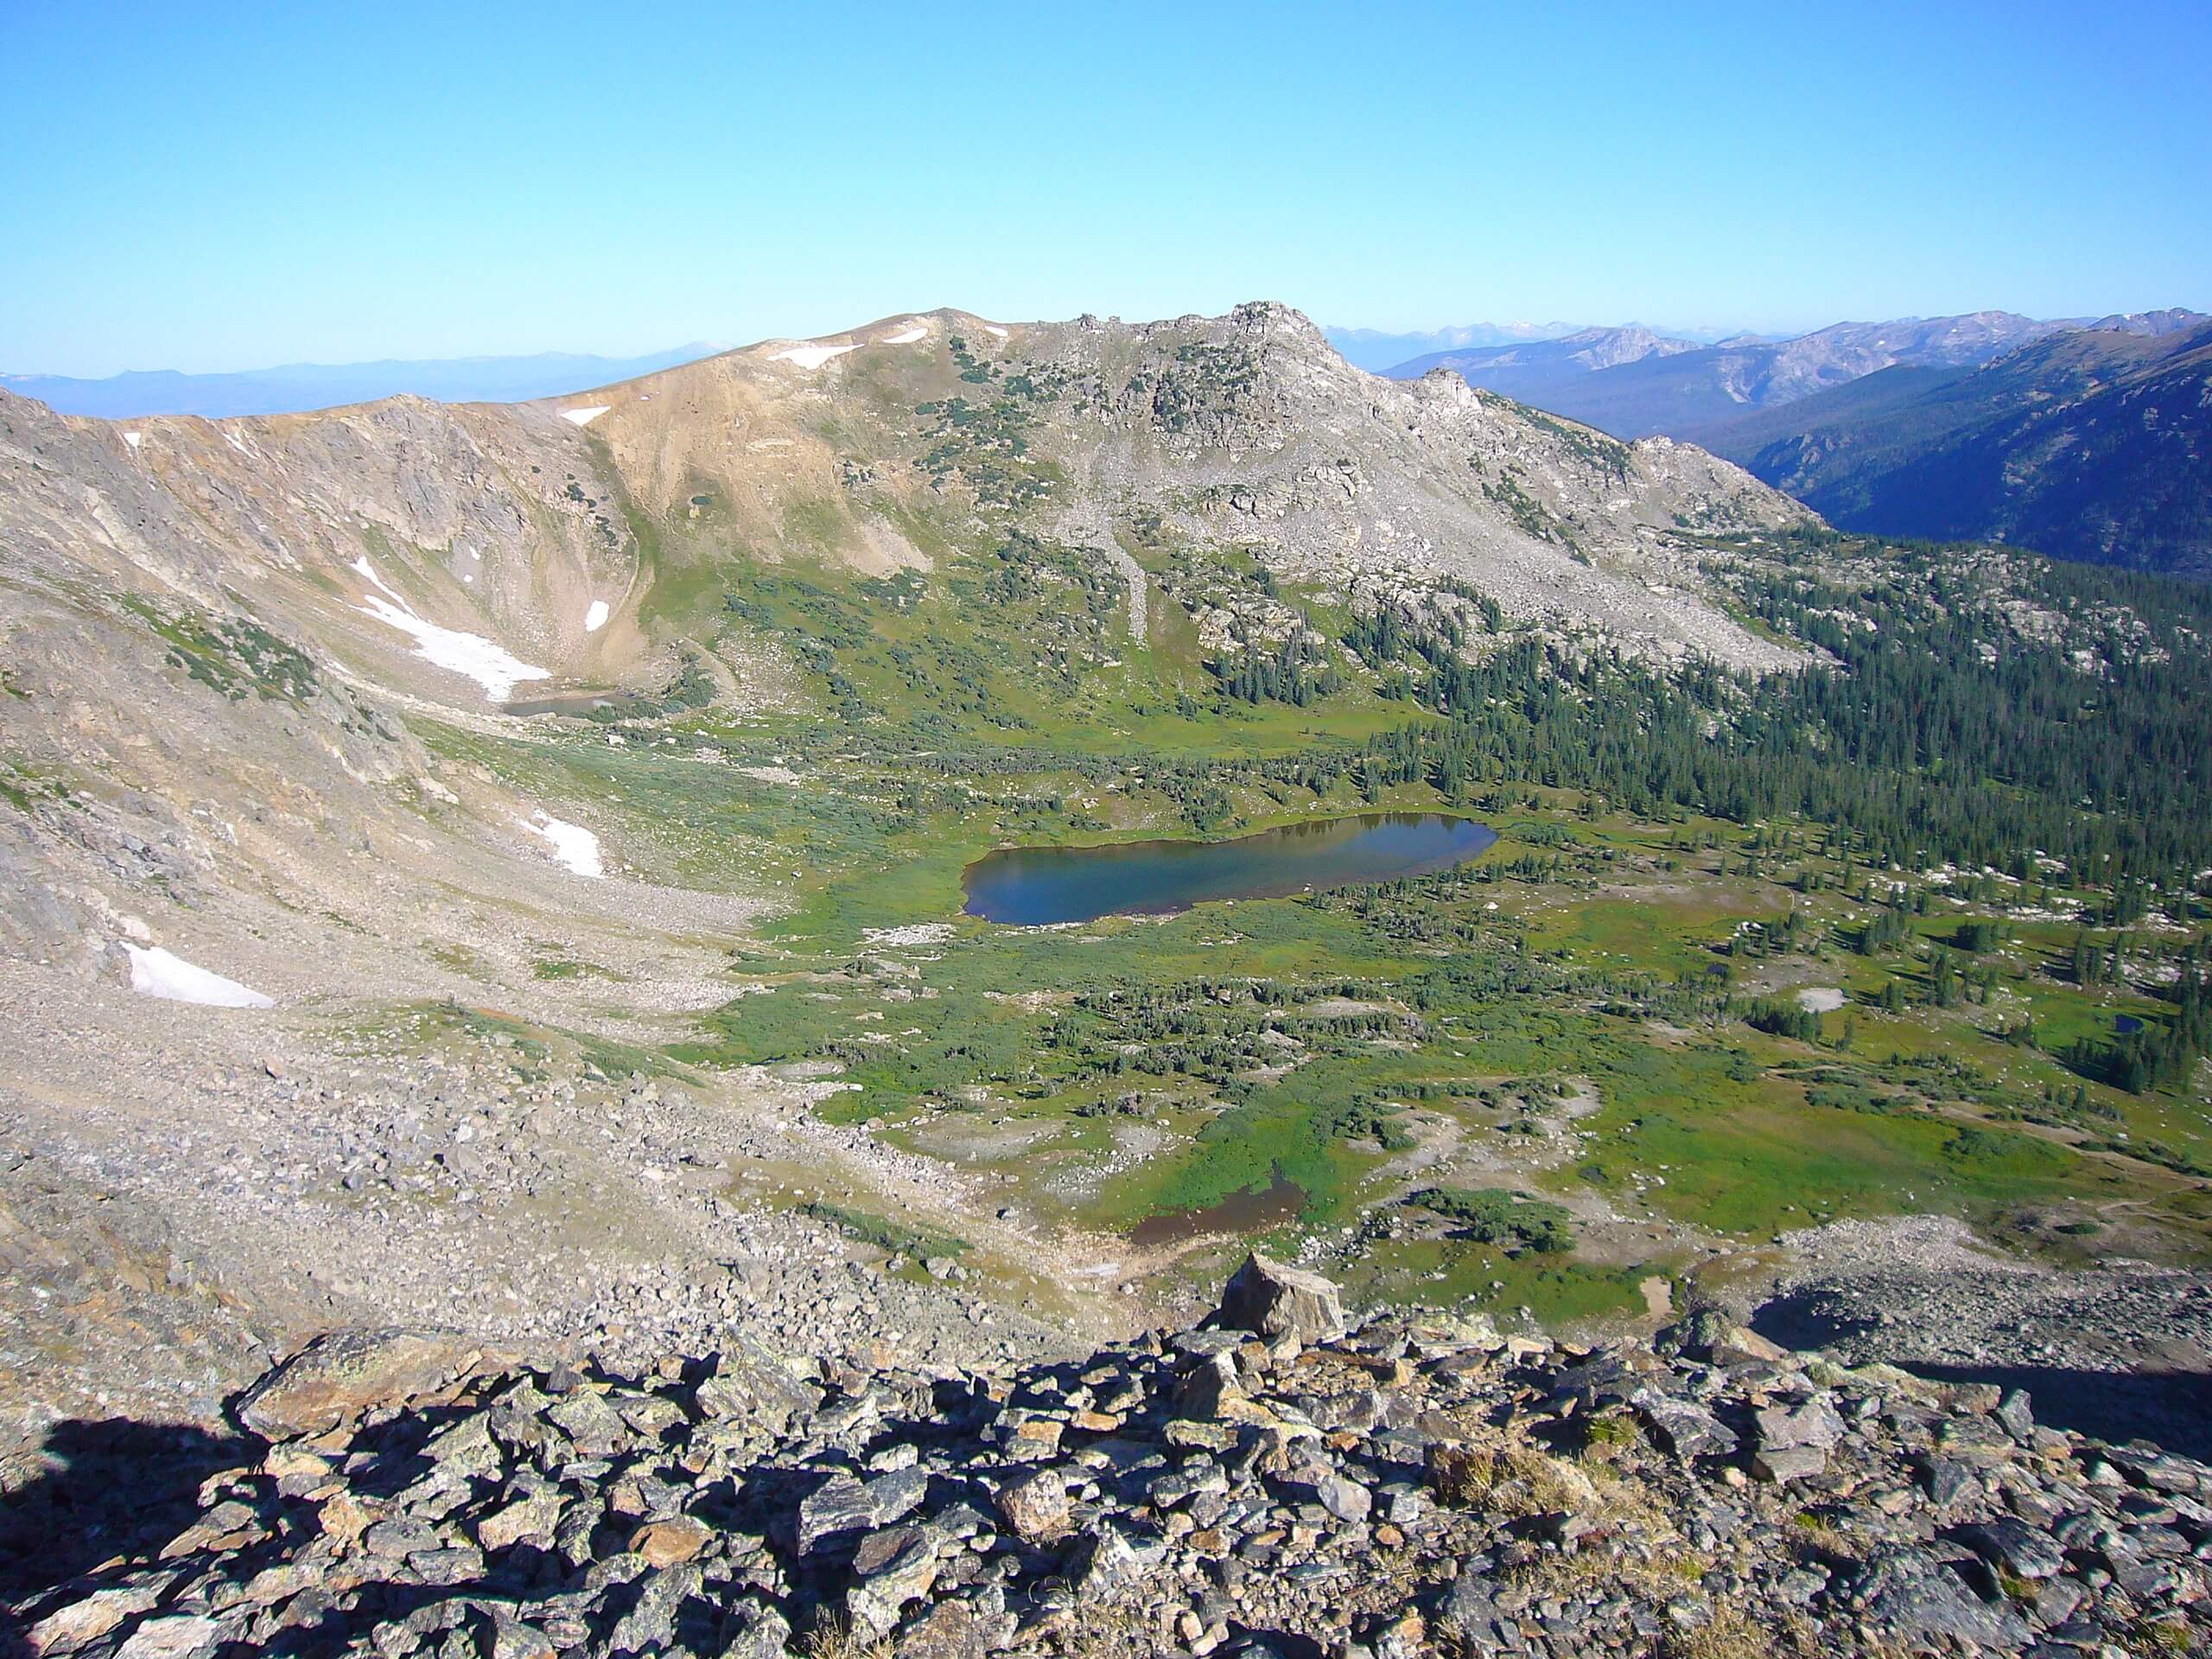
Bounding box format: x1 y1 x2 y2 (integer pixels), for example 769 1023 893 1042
1128 1175 1306 1249
961 812 1497 927
503 690 626 718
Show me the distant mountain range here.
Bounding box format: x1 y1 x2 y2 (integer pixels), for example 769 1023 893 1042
1693 315 2212 578
0 345 726 418
1375 307 2212 575
1386 327 1708 410
1325 322 1582 373
1325 320 1750 374
1386 313 2099 436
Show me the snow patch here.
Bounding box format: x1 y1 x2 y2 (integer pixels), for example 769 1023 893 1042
560 405 610 427
982 324 1009 339
351 557 550 702
583 599 610 632
123 944 274 1008
123 430 143 451
770 342 859 370
881 323 929 345
524 810 603 878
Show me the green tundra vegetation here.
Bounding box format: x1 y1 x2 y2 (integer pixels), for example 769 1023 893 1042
418 513 2212 1324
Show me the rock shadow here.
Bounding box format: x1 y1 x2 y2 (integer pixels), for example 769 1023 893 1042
1 1415 258 1630
1751 1287 2212 1459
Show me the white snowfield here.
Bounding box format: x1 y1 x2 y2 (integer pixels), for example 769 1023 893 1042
982 324 1009 339
882 323 928 345
584 599 610 632
123 431 143 450
770 341 859 370
352 557 550 702
560 405 610 426
123 944 275 1008
524 810 604 878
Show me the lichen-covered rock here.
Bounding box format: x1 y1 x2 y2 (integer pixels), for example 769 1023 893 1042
994 1466 1071 1541
233 1328 488 1440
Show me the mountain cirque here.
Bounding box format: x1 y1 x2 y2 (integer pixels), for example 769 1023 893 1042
0 303 1802 976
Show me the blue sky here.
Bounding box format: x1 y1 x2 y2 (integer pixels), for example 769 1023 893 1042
5 0 2209 374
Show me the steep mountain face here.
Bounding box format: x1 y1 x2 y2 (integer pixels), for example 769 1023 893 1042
0 344 723 419
1695 322 2212 576
0 380 685 982
1399 311 2088 439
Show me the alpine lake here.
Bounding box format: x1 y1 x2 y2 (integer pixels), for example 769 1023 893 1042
961 812 1498 926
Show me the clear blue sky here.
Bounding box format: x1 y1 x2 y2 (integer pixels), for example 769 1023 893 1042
5 0 2208 374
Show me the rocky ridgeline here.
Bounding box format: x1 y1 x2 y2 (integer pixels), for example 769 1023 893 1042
11 1258 2209 1659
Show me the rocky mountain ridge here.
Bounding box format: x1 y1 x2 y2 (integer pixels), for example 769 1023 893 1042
9 1257 2207 1659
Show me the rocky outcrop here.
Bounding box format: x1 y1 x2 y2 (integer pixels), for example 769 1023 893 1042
12 1267 2207 1659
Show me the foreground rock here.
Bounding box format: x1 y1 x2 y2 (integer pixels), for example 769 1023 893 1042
13 1254 2208 1657
1215 1252 1346 1346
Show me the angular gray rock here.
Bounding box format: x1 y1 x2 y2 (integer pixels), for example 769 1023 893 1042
1216 1252 1345 1344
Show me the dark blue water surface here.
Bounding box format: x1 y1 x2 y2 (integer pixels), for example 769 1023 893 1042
962 812 1497 926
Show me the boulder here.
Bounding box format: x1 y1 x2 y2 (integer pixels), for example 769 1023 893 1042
895 1601 991 1659
1956 1516 2066 1581
1215 1254 1344 1344
1630 1386 1739 1460
695 1336 823 1430
628 1514 710 1566
1849 1547 2030 1649
235 1328 488 1440
995 1466 1071 1541
1435 1565 1511 1654
847 1526 940 1635
111 1617 222 1659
